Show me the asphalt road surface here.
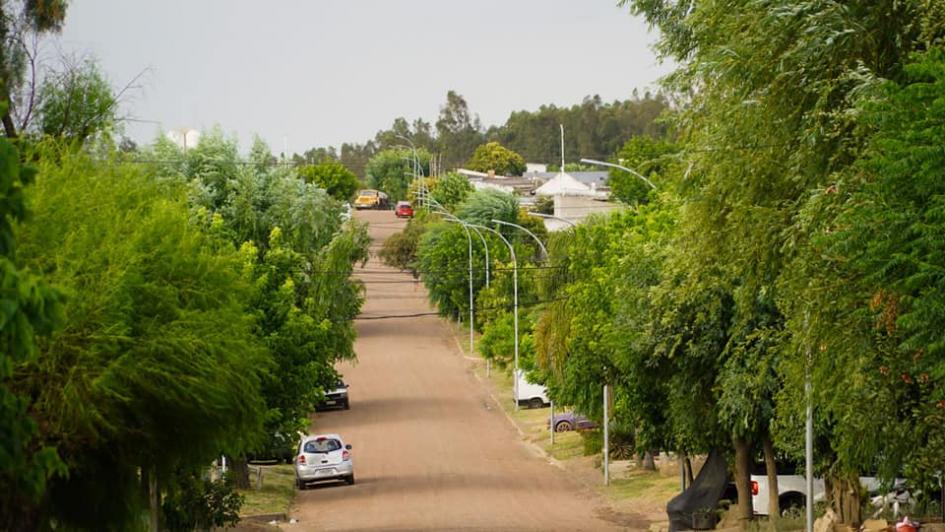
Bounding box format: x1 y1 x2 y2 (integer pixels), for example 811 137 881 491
288 209 621 531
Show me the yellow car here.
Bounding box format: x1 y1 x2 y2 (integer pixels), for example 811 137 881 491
354 189 389 210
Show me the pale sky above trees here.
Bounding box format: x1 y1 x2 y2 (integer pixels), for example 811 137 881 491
55 0 670 153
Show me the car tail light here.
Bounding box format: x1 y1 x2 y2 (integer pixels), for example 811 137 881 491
298 455 306 465
342 450 350 461
751 480 759 496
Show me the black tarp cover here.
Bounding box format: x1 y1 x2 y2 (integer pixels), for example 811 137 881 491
666 450 728 531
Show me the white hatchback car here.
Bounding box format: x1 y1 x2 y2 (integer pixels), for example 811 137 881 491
295 434 354 489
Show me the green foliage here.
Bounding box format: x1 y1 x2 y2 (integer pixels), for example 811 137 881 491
162 473 243 531
455 188 519 228
466 141 526 176
169 131 368 457
12 143 267 528
36 58 117 144
487 93 667 164
298 159 360 201
380 217 429 272
365 148 431 201
436 90 485 170
427 172 473 211
609 136 677 204
779 49 945 486
0 136 65 527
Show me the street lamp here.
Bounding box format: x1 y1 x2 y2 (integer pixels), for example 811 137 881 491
467 222 519 410
491 219 548 259
429 209 475 356
526 211 577 229
580 158 656 190
423 194 491 287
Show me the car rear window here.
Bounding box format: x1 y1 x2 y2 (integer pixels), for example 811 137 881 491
304 439 341 453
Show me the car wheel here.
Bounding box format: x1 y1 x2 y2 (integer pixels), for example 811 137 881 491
345 474 355 485
297 478 307 490
554 421 572 432
343 400 350 410
529 398 545 409
779 493 805 517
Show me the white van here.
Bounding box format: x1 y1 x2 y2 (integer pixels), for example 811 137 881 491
514 370 550 409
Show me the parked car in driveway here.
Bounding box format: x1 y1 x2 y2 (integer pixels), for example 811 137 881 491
750 459 894 516
549 412 597 432
514 369 549 409
316 380 349 410
295 434 354 489
395 201 414 218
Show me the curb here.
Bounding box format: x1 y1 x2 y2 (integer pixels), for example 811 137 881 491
240 512 287 523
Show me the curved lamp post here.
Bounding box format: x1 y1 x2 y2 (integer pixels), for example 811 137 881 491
429 209 475 355
580 157 656 190
467 222 519 410
491 219 548 259
526 211 577 230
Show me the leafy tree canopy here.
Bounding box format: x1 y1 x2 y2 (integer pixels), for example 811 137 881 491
466 141 526 176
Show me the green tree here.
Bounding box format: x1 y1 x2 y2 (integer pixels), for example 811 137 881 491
436 91 484 170
466 142 527 176
427 172 473 211
0 0 68 137
455 188 519 228
608 136 676 204
12 144 267 528
365 148 432 201
0 136 65 529
36 58 118 144
298 159 360 201
623 0 944 521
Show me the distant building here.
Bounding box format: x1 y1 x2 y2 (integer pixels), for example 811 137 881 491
525 163 548 173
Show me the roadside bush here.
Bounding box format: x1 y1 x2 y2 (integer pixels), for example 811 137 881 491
380 217 429 273
162 473 243 531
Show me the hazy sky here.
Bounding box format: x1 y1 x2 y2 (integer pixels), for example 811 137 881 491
57 0 671 154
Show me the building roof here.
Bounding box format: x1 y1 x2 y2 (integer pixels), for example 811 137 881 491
533 172 592 196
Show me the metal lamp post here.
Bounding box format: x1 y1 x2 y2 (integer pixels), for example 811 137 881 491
580 158 656 190
467 222 519 410
526 211 577 229
429 209 475 355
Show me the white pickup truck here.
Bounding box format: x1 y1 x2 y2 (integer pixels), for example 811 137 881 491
751 464 888 516
514 370 550 409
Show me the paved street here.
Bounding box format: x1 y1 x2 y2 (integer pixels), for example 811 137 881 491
288 210 621 531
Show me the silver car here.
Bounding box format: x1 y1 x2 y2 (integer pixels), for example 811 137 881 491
295 433 355 489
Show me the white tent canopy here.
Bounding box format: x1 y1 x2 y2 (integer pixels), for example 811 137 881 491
533 172 591 196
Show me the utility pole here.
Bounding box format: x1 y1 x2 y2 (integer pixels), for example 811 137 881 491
560 124 565 171
603 383 610 486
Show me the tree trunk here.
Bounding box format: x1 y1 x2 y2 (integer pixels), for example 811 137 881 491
733 436 754 523
231 456 251 489
831 474 862 526
684 456 694 486
763 434 779 517
148 468 160 532
2 112 16 138
642 450 656 471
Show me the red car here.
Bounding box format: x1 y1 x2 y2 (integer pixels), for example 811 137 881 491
395 201 414 218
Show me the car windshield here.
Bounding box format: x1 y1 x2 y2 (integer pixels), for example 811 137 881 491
359 190 377 197
304 439 341 453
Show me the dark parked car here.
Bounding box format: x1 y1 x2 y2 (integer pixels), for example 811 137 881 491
549 412 597 432
316 381 350 410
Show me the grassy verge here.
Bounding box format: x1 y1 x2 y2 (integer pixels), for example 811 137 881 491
238 464 295 517
451 320 679 521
